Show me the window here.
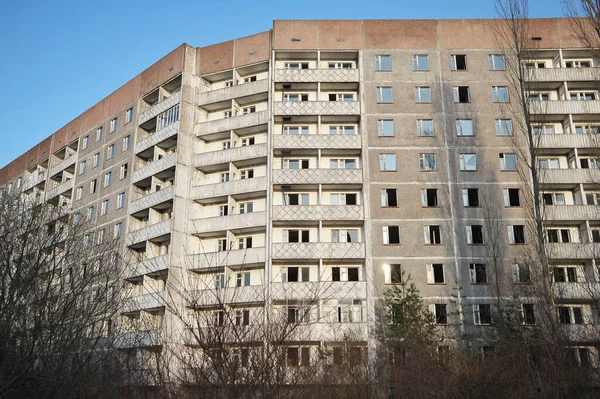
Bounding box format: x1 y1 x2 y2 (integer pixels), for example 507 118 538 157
378 119 394 137
104 172 112 188
421 189 438 207
570 91 597 101
521 304 536 325
558 306 584 325
287 193 309 206
508 225 526 244
119 163 128 180
89 179 97 194
528 92 550 101
84 234 92 249
284 62 309 70
117 192 125 209
427 263 445 284
489 54 506 70
330 159 357 169
495 119 513 136
236 272 251 287
114 222 123 238
592 230 600 243
329 62 353 69
419 153 437 171
329 125 356 135
328 93 354 102
462 188 479 207
93 153 100 167
215 274 226 289
123 135 131 151
417 119 434 136
283 159 309 170
453 86 470 103
383 226 400 245
384 264 402 284
412 55 429 71
242 106 256 114
82 136 89 150
235 309 250 327
101 200 109 216
283 267 310 282
456 119 474 136
284 93 309 102
546 228 571 243
379 154 397 171
580 158 600 169
219 205 229 217
424 226 442 244
470 264 488 284
429 304 448 324
243 75 257 83
284 230 310 243
241 137 255 146
239 202 253 214
459 153 477 171
74 213 81 225
238 236 253 249
96 127 103 142
466 225 484 244
492 86 509 102
332 267 360 281
543 192 566 205
514 264 531 283
375 55 391 71
79 160 87 175
332 229 359 243
415 87 431 103
284 126 309 135
220 172 230 182
381 188 398 207
110 118 117 132
107 145 115 160
499 153 517 171
473 304 492 325
537 158 560 169
76 186 83 201
566 60 592 68
222 141 232 150
451 54 467 70
217 239 227 252
87 206 95 221
330 193 357 205
126 108 133 123
503 188 521 206
554 267 578 283
376 87 393 103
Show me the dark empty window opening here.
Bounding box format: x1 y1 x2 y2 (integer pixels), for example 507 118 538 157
465 188 479 207
348 268 359 281
471 225 484 244
425 189 438 207
386 226 400 244
346 193 357 205
432 264 445 283
507 189 520 206
429 226 441 244
288 267 299 282
452 54 467 70
455 86 470 103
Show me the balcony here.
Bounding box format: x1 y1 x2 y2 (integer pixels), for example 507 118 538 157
22 171 46 192
132 153 177 184
530 100 600 115
188 285 265 307
545 205 599 221
192 211 267 235
286 322 368 342
123 291 165 313
271 281 366 301
271 242 366 260
561 324 598 343
272 169 363 185
538 134 597 149
275 68 360 83
135 121 179 154
196 110 269 137
273 134 361 150
194 143 268 171
126 219 172 246
273 205 363 221
129 186 174 215
198 79 269 106
49 155 76 178
45 179 73 201
188 247 266 270
553 283 597 302
546 242 598 259
124 254 170 279
540 169 600 185
115 330 163 349
139 91 181 125
273 101 360 116
525 67 600 83
191 176 267 202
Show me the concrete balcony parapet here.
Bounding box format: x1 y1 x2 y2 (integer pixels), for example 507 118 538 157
138 91 181 125
272 169 363 185
273 134 361 150
273 101 360 116
135 121 179 154
132 153 176 183
273 205 364 221
275 68 359 83
129 186 174 215
195 143 268 170
126 219 172 246
196 111 269 137
198 79 268 106
272 242 366 260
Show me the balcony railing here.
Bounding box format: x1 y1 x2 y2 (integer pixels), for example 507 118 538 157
124 254 170 279
273 134 361 150
271 242 366 260
544 205 599 221
196 110 269 137
546 242 599 259
194 143 268 170
22 170 46 192
530 100 600 115
49 155 76 178
198 79 268 106
273 101 360 116
129 186 174 215
115 330 163 349
45 179 73 200
525 67 600 83
540 169 600 185
126 219 172 246
271 281 366 301
139 91 181 125
191 176 267 201
132 153 177 183
552 283 597 302
538 134 598 149
188 247 266 270
188 285 265 307
275 68 360 83
272 169 363 185
192 211 267 235
122 291 165 313
135 121 179 154
273 205 364 221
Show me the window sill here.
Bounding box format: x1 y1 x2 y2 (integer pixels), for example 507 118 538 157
383 244 401 246
420 170 437 172
377 102 394 104
427 283 446 286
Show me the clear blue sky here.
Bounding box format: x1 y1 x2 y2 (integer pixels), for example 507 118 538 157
0 0 564 168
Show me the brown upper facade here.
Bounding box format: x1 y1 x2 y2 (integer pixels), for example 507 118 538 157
0 18 585 185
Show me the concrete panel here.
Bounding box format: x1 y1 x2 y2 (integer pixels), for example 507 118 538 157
51 127 68 153
438 19 498 49
558 18 592 48
81 99 108 134
157 44 185 85
526 19 561 49
65 116 82 145
37 136 52 164
364 20 437 49
7 155 26 181
25 147 38 170
273 20 319 50
234 31 271 68
0 168 7 186
318 20 363 50
199 40 234 76
106 76 139 117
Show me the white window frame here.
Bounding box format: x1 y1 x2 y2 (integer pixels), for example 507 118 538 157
455 119 474 136
459 153 477 171
379 153 397 171
416 119 434 137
